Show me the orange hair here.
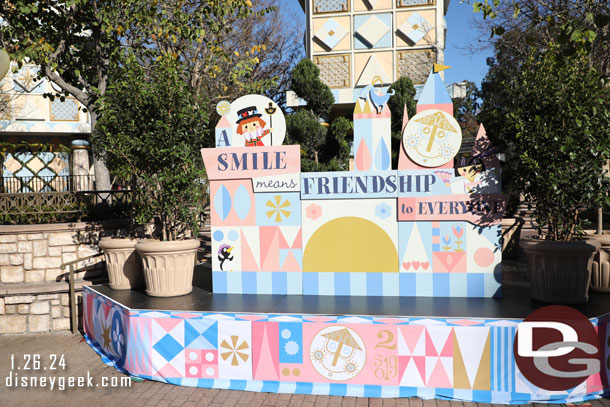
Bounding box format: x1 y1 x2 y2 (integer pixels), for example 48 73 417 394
236 117 267 134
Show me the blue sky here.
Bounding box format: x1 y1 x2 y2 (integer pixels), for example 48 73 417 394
278 0 493 87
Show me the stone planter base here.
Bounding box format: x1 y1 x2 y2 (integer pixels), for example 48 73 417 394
520 237 600 304
587 233 610 292
99 237 143 290
135 239 200 297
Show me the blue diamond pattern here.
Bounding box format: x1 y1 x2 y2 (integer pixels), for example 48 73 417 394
153 333 183 362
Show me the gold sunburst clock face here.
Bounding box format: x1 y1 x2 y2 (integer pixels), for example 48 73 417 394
402 109 462 167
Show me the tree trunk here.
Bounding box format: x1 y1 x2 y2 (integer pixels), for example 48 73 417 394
89 111 111 191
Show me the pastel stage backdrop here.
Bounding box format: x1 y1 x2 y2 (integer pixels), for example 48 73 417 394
83 287 610 403
202 70 507 298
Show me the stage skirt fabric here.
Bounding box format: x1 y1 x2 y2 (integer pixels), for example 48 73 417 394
83 287 610 404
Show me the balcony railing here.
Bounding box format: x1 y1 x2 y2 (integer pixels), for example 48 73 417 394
1 175 95 193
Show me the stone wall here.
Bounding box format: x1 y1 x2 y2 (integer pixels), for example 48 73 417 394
0 292 81 334
0 221 127 334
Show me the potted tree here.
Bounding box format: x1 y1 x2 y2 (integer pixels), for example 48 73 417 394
505 43 610 303
94 54 207 297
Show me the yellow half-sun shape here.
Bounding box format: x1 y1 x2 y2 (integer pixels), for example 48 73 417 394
303 217 398 273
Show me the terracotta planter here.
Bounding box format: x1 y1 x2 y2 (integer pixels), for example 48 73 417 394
135 239 200 297
99 237 144 290
501 217 525 259
586 233 610 292
520 237 600 304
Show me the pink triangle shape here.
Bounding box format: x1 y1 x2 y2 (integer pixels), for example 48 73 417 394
425 330 439 356
355 140 371 171
281 251 301 272
398 355 410 381
241 230 260 271
440 330 454 356
155 318 182 333
413 356 426 382
216 115 231 128
260 227 280 271
278 230 290 249
427 359 452 388
157 362 182 378
399 325 425 355
449 319 483 326
292 229 302 249
102 303 111 320
253 324 279 381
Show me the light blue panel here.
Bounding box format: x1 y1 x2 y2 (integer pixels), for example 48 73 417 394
354 14 393 49
312 382 331 396
301 170 398 200
214 184 232 221
255 192 301 226
382 273 399 296
366 273 383 296
212 271 227 293
303 272 319 295
363 385 382 397
334 273 350 296
286 272 302 295
242 272 257 294
279 322 302 363
233 184 252 221
226 272 243 294
374 138 391 171
256 271 273 294
485 272 502 298
396 169 454 197
439 221 467 253
418 71 452 105
467 273 485 297
398 222 433 272
399 273 416 296
329 383 347 396
449 273 467 297
318 272 335 296
215 128 231 147
272 271 288 294
415 273 434 296
349 272 367 296
432 273 450 297
345 384 365 397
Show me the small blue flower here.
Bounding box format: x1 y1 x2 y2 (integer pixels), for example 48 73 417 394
375 203 392 220
442 235 451 245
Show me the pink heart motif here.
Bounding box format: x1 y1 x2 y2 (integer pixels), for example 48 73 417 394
412 261 420 270
402 262 411 270
421 261 429 270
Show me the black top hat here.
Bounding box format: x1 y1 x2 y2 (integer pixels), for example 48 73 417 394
236 106 263 124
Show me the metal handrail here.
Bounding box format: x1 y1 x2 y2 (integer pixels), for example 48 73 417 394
60 253 104 334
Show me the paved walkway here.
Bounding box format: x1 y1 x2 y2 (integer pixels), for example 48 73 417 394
1 333 609 407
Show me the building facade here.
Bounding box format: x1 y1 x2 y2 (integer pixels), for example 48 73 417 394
1 63 93 193
291 0 449 108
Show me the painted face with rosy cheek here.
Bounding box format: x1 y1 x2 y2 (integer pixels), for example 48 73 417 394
243 121 260 133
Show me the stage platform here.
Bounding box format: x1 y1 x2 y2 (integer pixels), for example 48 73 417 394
83 269 610 404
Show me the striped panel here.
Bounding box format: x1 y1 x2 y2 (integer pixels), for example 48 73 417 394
490 326 516 393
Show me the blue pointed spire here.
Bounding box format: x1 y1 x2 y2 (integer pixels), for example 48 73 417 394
417 70 452 106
